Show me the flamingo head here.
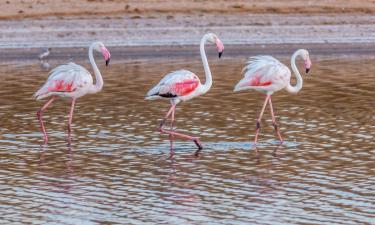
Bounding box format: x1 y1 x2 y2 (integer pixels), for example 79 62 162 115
93 41 111 66
206 33 224 58
301 49 312 74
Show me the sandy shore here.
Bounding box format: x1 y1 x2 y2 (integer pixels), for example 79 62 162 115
0 1 374 50
1 0 375 19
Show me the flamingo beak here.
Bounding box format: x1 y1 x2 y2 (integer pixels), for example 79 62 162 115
215 38 224 59
101 46 111 67
305 58 312 74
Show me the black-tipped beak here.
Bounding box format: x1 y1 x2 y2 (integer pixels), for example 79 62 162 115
306 68 310 74
218 51 223 58
105 58 110 66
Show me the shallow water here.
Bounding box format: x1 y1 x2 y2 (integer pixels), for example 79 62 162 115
0 50 374 224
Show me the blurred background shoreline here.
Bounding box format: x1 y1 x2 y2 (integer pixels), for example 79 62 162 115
1 0 374 53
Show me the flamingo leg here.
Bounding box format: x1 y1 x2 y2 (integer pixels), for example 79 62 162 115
67 98 76 145
36 96 56 145
254 95 271 145
268 97 284 143
158 104 176 130
158 104 203 150
169 106 175 150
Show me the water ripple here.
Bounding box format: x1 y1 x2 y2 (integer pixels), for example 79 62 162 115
0 54 374 224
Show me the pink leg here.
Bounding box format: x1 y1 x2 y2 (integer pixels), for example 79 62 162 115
268 97 284 143
36 96 56 145
169 106 175 150
254 95 270 145
158 105 203 150
67 98 76 145
158 104 176 130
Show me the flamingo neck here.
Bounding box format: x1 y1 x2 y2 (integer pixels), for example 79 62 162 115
89 44 103 93
286 49 303 94
200 34 212 94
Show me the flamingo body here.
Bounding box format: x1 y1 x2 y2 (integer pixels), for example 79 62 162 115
234 56 291 94
146 70 202 102
34 63 93 100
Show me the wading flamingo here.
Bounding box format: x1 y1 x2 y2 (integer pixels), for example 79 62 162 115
34 41 111 145
146 33 224 150
234 49 312 145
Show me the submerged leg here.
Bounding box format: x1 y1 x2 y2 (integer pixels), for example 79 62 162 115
67 98 76 145
268 97 284 143
254 95 270 145
158 104 203 150
36 96 56 145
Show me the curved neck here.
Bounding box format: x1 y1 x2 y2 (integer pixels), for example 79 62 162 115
286 50 303 94
200 35 212 94
89 44 103 93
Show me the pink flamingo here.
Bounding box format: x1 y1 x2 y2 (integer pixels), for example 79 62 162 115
146 33 224 150
34 41 111 145
234 49 312 145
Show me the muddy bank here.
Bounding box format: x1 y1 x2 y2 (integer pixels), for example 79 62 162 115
0 1 374 51
1 0 375 20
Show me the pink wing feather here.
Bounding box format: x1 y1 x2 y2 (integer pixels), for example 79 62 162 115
146 70 200 99
234 56 290 92
34 63 93 100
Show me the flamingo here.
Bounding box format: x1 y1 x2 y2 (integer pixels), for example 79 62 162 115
234 49 312 146
39 48 52 70
145 33 224 150
34 41 111 145
39 48 51 61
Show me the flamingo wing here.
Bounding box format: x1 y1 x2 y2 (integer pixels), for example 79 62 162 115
234 56 290 92
146 70 200 99
34 62 93 99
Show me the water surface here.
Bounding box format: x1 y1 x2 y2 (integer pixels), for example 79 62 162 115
0 51 374 224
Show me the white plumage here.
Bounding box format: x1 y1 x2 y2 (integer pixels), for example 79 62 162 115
146 69 201 102
34 62 93 100
234 55 291 94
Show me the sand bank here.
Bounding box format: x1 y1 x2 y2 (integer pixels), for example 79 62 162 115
0 1 374 50
1 0 374 20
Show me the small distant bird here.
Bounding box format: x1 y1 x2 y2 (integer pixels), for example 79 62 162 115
34 42 111 145
146 33 224 150
39 48 51 70
39 48 51 61
234 49 312 145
